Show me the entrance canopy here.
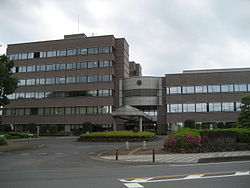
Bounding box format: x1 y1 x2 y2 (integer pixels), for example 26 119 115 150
111 105 154 122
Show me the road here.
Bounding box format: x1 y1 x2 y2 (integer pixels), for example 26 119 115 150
0 137 249 188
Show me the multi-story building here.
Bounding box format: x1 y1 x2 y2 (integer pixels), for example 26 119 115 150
3 34 250 134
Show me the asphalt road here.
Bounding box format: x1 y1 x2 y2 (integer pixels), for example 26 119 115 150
0 137 249 188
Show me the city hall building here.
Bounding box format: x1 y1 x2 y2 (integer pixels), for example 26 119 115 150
3 34 250 134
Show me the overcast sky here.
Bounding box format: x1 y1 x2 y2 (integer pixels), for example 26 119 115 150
0 0 250 75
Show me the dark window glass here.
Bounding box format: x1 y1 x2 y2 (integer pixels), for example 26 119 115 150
88 47 99 54
45 78 55 85
87 76 98 82
66 77 76 83
55 77 66 84
30 108 38 115
67 62 76 70
78 48 87 55
67 49 77 56
76 76 87 83
47 64 55 71
76 62 87 69
56 50 66 56
99 46 111 53
34 52 40 58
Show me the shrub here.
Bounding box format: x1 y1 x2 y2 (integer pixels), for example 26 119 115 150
0 138 7 146
48 125 57 134
82 122 92 133
235 129 250 143
80 131 156 139
184 119 196 129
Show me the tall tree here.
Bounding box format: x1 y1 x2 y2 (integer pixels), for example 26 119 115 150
238 94 250 128
0 54 18 131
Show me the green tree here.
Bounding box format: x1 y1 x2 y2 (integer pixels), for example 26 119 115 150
238 94 250 128
82 121 92 133
184 119 196 129
0 55 18 131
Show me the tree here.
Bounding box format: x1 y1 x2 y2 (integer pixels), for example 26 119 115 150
184 119 196 129
82 122 92 133
238 94 250 128
0 55 18 131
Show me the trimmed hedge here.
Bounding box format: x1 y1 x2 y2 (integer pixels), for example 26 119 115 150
79 131 156 142
0 132 31 139
0 138 7 146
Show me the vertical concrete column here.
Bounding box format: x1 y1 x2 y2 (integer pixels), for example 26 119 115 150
139 116 143 132
113 118 117 131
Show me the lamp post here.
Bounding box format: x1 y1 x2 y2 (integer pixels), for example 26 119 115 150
0 86 4 132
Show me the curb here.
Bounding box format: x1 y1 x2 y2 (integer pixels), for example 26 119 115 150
0 144 45 152
198 155 250 163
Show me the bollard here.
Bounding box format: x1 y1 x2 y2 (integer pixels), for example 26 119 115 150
152 149 155 162
116 149 119 160
125 141 129 151
142 141 147 150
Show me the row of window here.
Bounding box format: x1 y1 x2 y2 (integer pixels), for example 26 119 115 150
12 60 113 73
9 46 113 60
18 75 113 86
167 84 250 94
7 89 113 100
166 102 241 113
4 105 113 116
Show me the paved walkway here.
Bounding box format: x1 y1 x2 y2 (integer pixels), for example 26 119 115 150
101 151 250 163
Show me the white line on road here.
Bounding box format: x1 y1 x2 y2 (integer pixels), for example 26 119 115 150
124 183 144 188
184 174 204 179
170 160 250 167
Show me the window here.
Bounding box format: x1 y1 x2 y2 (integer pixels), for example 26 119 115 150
169 104 182 113
87 75 98 83
56 63 66 70
183 103 195 112
76 62 87 69
37 65 46 72
182 86 195 94
99 90 111 96
236 102 242 111
195 86 207 93
9 54 18 60
99 46 111 53
56 77 66 84
87 90 97 96
20 53 28 60
66 77 76 83
56 50 66 57
30 108 38 115
45 78 55 85
88 47 99 54
248 84 250 91
208 85 221 93
27 53 34 59
18 93 25 99
34 52 40 58
222 102 234 112
54 107 64 115
66 62 76 70
27 65 36 72
98 106 109 114
196 103 207 112
88 61 98 68
26 79 36 86
78 48 87 55
234 84 247 92
40 51 47 58
87 106 94 114
19 66 27 73
38 92 45 99
26 92 35 99
79 107 86 114
38 108 44 115
169 86 182 94
67 49 77 56
47 64 55 71
44 108 53 115
19 79 26 86
209 103 221 112
65 107 72 115
47 51 57 57
75 76 86 83
36 78 45 85
99 75 111 82
99 60 111 67
221 84 234 92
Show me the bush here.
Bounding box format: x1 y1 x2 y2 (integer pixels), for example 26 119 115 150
184 119 196 129
235 129 250 143
82 122 92 133
80 131 156 139
48 125 57 134
0 138 7 146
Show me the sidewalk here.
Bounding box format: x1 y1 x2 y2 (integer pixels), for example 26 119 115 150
100 150 250 164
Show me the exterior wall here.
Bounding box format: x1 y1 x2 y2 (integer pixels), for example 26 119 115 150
3 34 129 132
165 70 250 126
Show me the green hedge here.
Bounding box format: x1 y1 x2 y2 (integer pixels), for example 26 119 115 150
80 131 156 138
0 132 30 139
0 138 7 146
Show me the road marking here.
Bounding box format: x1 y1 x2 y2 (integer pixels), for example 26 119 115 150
170 160 250 167
119 170 250 185
124 183 144 188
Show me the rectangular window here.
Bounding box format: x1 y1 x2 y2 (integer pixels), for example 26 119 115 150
66 77 76 83
99 75 111 82
79 107 86 114
183 103 195 112
37 65 46 72
67 49 77 56
234 84 247 92
19 66 27 73
86 106 94 114
20 53 28 60
98 106 109 114
222 102 235 112
99 60 111 67
170 104 182 113
169 86 182 94
55 77 66 84
195 86 208 93
66 62 76 70
38 92 45 99
87 90 97 96
9 54 19 60
99 46 111 53
45 78 55 85
19 79 26 86
65 107 72 115
99 90 111 96
88 47 99 54
88 61 98 68
38 108 44 115
87 75 98 83
40 51 47 58
182 86 195 94
44 108 52 115
55 63 66 70
76 76 87 83
236 102 242 111
78 48 87 55
27 65 36 72
27 53 34 59
76 62 87 69
54 107 64 115
196 103 207 112
248 84 250 91
208 85 221 93
221 84 234 92
47 64 56 71
209 103 222 112
56 50 66 57
47 51 57 58
26 79 36 86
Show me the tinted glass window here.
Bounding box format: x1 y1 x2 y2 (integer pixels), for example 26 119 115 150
88 47 99 54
